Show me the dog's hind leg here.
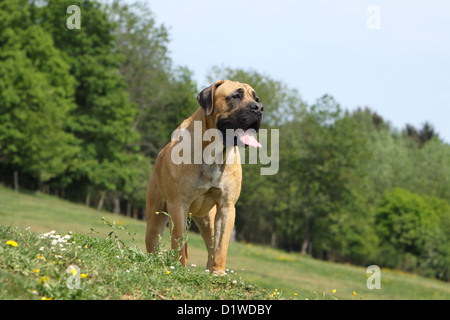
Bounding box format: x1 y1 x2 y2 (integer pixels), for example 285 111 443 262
145 173 168 254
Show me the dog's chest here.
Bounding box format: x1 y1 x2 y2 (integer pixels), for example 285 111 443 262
197 163 222 190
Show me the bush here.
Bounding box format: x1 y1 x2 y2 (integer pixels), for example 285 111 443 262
375 188 450 280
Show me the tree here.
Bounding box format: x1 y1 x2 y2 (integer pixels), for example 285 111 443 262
108 0 198 158
0 0 79 189
270 96 374 258
375 188 450 280
36 0 140 207
413 137 450 200
405 122 439 148
348 107 388 133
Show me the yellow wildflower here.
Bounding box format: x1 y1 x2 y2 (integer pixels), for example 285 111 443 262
271 288 280 297
36 254 45 261
353 291 357 297
6 240 18 247
41 296 53 300
166 270 171 275
332 289 336 294
33 269 40 273
39 276 50 284
80 273 88 279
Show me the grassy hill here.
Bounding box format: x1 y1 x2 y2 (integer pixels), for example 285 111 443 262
1 185 449 300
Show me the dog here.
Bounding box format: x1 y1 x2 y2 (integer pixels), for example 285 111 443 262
145 80 263 273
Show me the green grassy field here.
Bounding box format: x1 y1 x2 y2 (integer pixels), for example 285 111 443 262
1 185 449 300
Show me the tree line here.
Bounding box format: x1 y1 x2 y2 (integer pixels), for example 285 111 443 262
1 0 449 280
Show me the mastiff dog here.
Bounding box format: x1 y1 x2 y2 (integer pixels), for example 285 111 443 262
145 80 263 273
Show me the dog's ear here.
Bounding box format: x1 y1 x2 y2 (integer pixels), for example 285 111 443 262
197 80 226 116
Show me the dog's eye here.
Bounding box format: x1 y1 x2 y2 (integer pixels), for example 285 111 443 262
252 91 259 103
232 93 242 100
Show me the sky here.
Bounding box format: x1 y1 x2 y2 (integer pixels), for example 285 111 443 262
147 0 450 143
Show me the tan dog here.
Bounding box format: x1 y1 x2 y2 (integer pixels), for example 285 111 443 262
145 80 263 273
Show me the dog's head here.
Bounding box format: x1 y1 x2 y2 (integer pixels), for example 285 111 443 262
197 80 264 147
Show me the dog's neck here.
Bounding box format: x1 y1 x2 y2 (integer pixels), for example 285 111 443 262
179 108 240 166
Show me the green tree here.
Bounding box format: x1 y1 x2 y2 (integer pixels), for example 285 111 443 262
412 137 450 200
375 188 450 280
36 0 140 207
405 122 439 148
109 0 198 157
273 98 373 258
319 117 372 262
0 0 78 188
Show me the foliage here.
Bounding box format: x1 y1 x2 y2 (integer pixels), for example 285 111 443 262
36 0 140 199
108 0 198 157
375 188 450 280
0 0 79 183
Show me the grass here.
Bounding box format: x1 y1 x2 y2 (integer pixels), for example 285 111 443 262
0 223 267 300
1 185 449 300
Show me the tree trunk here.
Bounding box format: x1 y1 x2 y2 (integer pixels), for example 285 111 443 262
113 196 120 214
97 191 106 211
230 226 236 242
126 202 132 217
85 188 91 207
271 231 277 248
301 237 309 255
301 216 310 255
13 171 19 194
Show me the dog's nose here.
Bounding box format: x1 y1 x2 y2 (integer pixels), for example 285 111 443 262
250 103 264 113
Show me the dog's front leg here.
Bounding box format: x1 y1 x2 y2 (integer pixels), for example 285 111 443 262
167 202 189 266
210 203 236 273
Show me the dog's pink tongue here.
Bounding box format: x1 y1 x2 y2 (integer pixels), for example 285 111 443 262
237 130 262 148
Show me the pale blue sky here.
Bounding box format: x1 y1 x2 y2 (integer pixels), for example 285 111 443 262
148 0 450 143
